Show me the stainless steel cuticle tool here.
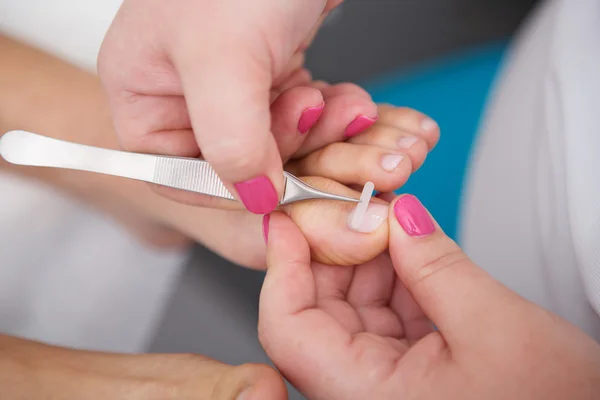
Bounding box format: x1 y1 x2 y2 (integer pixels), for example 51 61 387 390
0 130 361 206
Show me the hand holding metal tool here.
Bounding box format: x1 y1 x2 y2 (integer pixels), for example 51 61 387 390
0 130 361 207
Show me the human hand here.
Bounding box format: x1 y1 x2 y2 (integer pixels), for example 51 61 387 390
0 334 285 400
0 33 440 269
258 196 600 399
137 104 440 268
99 0 379 214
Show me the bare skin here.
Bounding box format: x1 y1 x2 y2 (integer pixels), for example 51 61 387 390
0 34 439 397
98 0 376 214
259 204 600 400
0 34 440 269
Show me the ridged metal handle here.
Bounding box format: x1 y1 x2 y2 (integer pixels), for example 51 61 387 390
153 156 235 200
0 130 360 205
0 130 239 200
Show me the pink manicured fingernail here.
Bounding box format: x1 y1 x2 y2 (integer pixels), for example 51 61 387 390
262 214 270 244
298 102 324 134
344 115 378 137
394 195 435 237
234 176 278 214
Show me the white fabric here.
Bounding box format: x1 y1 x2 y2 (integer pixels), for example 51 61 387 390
0 0 187 352
554 0 600 320
461 0 600 339
0 0 122 72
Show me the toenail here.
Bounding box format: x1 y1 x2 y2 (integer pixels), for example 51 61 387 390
397 136 419 149
381 154 404 172
347 202 388 233
420 117 438 132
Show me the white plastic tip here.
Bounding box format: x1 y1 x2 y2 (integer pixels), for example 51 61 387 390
350 181 375 230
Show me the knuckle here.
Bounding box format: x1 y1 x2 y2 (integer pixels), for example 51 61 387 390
341 93 375 114
371 125 401 141
310 142 345 172
360 148 380 169
384 107 420 124
320 142 349 161
201 138 265 171
335 82 372 98
410 248 470 289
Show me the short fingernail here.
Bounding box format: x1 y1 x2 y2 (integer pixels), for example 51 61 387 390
234 176 279 214
394 195 435 237
347 202 388 233
381 154 404 172
262 214 270 244
397 136 419 149
344 115 378 137
236 387 253 400
298 102 325 134
420 117 438 132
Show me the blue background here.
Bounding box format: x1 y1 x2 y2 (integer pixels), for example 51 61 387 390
365 42 508 240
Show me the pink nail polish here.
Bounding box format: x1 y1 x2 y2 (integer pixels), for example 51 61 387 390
298 103 324 134
393 195 435 237
262 214 270 244
344 115 377 137
234 176 278 214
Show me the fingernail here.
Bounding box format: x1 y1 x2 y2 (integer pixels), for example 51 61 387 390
397 136 419 149
420 117 438 132
381 154 404 172
298 102 325 134
234 176 279 215
236 387 253 400
394 195 435 237
344 115 378 137
262 214 270 244
347 202 388 233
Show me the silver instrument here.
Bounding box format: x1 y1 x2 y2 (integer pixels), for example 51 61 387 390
0 130 360 206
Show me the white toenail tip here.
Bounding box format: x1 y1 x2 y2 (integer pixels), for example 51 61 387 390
350 181 375 230
421 118 438 131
